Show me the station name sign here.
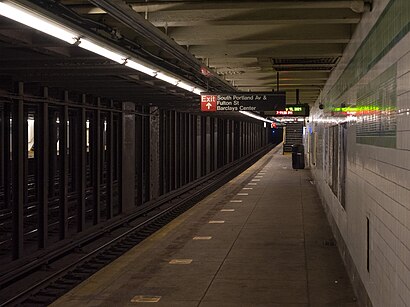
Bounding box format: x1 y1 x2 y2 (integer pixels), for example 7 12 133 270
200 92 286 112
265 104 309 117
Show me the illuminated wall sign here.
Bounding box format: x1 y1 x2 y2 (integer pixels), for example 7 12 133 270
276 110 294 115
265 104 309 117
331 106 383 117
200 92 286 112
201 95 217 111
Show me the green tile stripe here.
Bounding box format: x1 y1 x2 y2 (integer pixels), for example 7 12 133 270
355 63 397 148
325 0 410 105
356 136 396 148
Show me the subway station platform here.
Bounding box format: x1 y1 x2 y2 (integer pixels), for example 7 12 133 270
51 147 358 307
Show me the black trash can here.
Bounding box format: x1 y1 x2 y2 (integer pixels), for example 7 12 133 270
291 144 305 169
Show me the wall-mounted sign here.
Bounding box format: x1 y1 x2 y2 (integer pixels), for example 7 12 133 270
331 106 382 117
265 104 309 117
200 92 286 112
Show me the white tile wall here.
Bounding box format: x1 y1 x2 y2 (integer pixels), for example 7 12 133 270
309 0 410 306
397 52 410 78
321 0 391 96
397 72 410 96
397 131 410 150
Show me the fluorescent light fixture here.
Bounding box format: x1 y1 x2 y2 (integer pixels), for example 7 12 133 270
0 1 207 95
79 38 126 64
0 1 79 44
239 111 273 123
193 88 204 95
125 59 157 77
156 72 179 85
177 81 194 92
126 61 205 95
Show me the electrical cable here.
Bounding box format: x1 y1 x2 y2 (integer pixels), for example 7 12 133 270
37 0 216 90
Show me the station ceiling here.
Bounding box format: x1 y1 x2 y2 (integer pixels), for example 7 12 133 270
0 0 369 111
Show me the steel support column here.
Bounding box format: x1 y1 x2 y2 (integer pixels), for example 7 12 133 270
92 99 101 223
187 114 192 182
115 112 123 215
106 110 114 219
234 121 240 160
216 119 220 168
250 123 253 152
12 82 24 259
196 116 202 178
78 96 86 232
49 111 57 199
122 102 135 212
230 120 235 162
2 104 11 211
164 110 170 193
185 114 190 184
159 109 165 195
149 106 160 200
135 106 143 206
160 111 165 193
175 112 180 188
251 123 253 153
226 120 230 164
191 115 197 181
179 113 186 187
205 117 211 174
169 110 176 191
241 122 244 156
59 102 69 239
36 88 49 248
0 107 4 189
212 118 218 171
246 123 250 155
201 116 206 176
143 107 150 202
238 122 242 158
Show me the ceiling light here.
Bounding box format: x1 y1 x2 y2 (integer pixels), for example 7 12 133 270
156 72 179 85
239 111 273 123
177 81 195 92
176 82 206 95
193 88 204 95
0 1 79 44
125 59 157 76
79 38 126 64
0 1 207 96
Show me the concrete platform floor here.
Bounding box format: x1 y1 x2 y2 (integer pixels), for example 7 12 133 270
51 147 358 307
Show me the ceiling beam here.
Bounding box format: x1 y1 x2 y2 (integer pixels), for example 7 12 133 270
175 39 350 46
232 80 327 86
225 73 330 81
168 24 351 44
190 44 344 58
145 8 360 27
237 84 324 89
70 7 360 26
68 1 369 14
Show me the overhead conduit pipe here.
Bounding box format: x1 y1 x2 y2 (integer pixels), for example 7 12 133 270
350 0 373 13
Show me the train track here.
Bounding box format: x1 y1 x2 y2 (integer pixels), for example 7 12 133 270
0 163 118 244
0 145 273 307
